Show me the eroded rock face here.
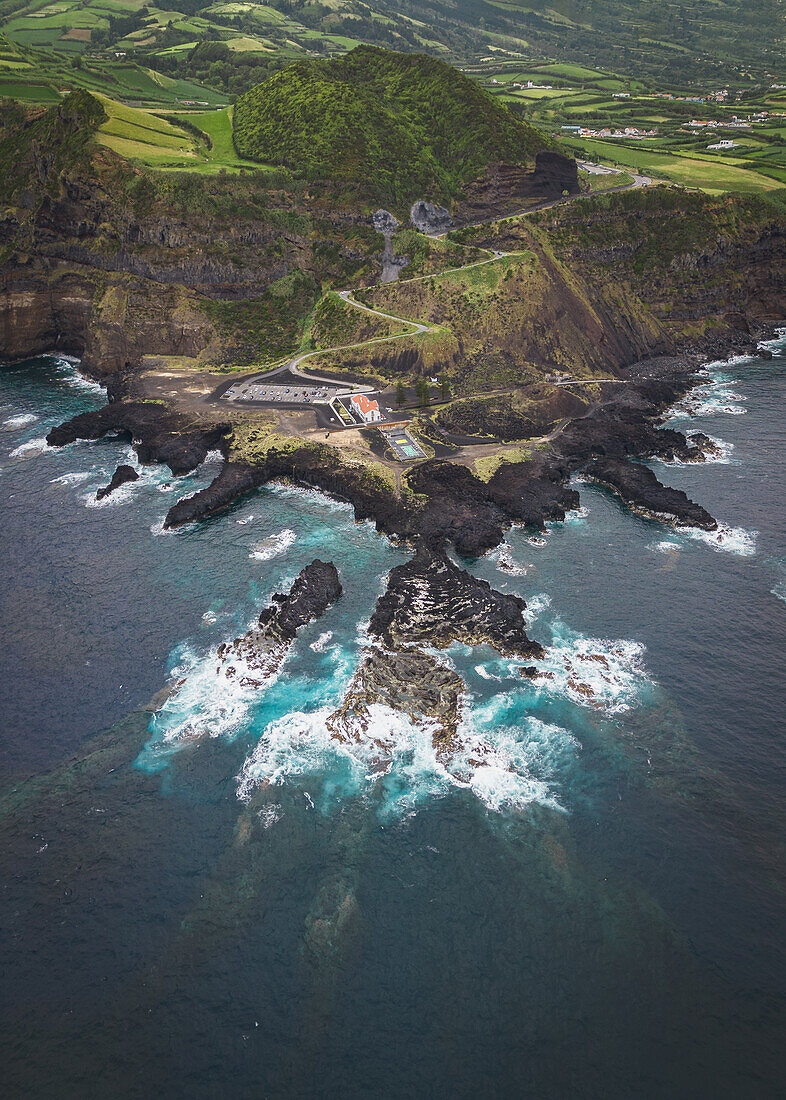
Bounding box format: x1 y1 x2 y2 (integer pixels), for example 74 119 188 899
372 209 399 235
326 647 463 752
217 560 342 686
585 456 717 529
370 543 543 658
457 152 579 223
410 200 454 235
96 463 138 501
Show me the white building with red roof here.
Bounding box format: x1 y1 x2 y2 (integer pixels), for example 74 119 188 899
350 394 382 424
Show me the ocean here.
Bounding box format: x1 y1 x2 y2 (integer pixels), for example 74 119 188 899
1 340 784 1097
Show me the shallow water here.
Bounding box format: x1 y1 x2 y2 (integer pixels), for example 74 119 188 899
1 344 784 1096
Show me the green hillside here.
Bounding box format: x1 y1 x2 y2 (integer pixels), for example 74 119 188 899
0 0 782 92
232 46 553 204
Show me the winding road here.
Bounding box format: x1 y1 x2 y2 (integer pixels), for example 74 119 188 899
217 163 651 407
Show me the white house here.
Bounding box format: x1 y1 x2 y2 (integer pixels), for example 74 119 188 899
350 394 382 424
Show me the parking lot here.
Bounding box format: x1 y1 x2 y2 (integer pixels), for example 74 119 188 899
222 381 344 405
382 425 427 460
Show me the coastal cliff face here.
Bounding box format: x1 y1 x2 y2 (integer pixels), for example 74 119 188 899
1 95 782 385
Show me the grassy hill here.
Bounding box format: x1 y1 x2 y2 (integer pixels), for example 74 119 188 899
232 46 554 204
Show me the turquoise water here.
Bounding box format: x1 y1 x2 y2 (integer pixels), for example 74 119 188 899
1 341 784 1096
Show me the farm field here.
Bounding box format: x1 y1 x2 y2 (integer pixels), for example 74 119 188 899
564 136 782 194
92 96 267 171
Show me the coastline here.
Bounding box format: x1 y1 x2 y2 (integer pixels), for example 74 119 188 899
36 320 782 555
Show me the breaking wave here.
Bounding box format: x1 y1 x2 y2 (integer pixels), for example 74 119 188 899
9 436 49 458
250 528 296 561
236 700 577 817
2 413 38 429
666 374 746 421
648 521 756 557
529 621 652 715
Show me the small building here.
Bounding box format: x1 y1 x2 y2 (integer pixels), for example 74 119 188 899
350 394 382 424
707 139 738 150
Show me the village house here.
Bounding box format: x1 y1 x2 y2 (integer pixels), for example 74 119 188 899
350 394 382 424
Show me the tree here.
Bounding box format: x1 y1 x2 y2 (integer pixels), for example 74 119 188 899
415 378 430 406
440 377 451 401
395 380 406 406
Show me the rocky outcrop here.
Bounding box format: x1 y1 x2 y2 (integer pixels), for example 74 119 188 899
216 560 342 686
457 151 579 224
96 463 138 500
165 461 269 528
372 209 399 235
326 647 463 752
585 456 717 529
326 540 541 752
370 543 543 657
410 200 454 235
47 400 231 475
372 209 408 283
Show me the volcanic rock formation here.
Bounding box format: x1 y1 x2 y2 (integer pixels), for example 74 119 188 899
217 560 342 686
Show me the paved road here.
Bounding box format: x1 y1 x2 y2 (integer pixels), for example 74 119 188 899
215 163 652 406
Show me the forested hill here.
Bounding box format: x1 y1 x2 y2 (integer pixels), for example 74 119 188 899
232 47 554 205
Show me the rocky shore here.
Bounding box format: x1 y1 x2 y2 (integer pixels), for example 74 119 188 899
370 543 543 657
47 399 231 476
96 463 138 501
584 456 717 529
327 543 542 754
45 351 732 551
215 559 342 687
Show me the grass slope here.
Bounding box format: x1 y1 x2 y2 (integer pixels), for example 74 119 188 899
232 45 553 205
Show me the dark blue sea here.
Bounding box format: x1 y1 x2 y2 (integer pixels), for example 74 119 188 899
1 340 784 1097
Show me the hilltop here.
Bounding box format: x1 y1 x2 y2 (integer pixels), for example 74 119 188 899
232 46 554 205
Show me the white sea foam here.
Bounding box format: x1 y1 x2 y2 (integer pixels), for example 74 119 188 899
655 434 735 467
148 639 276 747
9 436 49 458
258 803 283 828
149 518 181 536
310 631 334 653
704 353 752 370
250 528 296 562
683 522 757 556
523 592 551 627
490 542 530 576
756 327 786 354
53 356 104 395
547 505 590 527
666 378 746 421
529 624 651 715
85 477 140 508
268 482 353 513
651 539 682 553
51 470 93 486
648 522 756 557
236 700 575 816
3 413 38 429
771 580 786 604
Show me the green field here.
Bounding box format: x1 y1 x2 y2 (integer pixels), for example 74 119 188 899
187 105 263 170
90 96 263 170
565 136 782 194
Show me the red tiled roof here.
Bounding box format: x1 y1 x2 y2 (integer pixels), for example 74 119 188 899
352 394 379 414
